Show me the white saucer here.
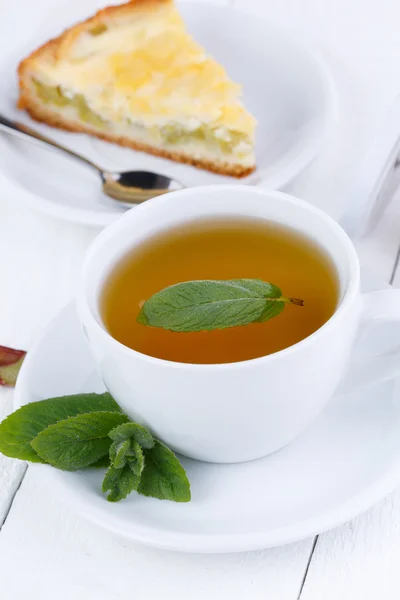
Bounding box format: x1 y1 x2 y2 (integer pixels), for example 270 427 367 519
0 0 336 227
13 273 400 553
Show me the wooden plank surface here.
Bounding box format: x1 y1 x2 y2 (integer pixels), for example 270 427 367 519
300 494 400 600
0 176 97 524
0 469 316 600
299 193 400 599
0 388 26 528
1 1 400 599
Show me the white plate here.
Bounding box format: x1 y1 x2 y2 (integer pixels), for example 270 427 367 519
0 1 336 227
13 272 400 553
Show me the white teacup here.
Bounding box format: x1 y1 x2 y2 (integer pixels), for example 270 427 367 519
78 186 400 463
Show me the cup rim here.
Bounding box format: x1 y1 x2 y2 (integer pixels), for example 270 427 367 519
78 185 360 371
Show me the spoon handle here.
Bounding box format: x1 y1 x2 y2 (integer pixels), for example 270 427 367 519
0 113 101 174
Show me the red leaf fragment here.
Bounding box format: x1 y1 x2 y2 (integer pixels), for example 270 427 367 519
0 346 27 386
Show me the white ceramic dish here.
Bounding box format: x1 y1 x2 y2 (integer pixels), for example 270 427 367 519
0 0 336 227
14 272 400 553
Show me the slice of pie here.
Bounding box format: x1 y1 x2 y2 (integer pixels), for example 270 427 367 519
17 0 256 177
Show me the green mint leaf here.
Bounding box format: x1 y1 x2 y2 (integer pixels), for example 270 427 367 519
256 301 286 322
127 440 145 476
109 422 154 449
89 454 110 469
109 437 144 474
138 440 191 502
110 438 131 468
227 279 281 297
0 346 26 387
137 279 299 332
0 392 122 462
31 411 128 471
102 464 140 502
90 455 111 468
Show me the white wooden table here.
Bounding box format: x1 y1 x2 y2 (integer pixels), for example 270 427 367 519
1 0 400 598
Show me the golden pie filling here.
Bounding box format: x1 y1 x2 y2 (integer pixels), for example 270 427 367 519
33 79 105 128
33 79 253 159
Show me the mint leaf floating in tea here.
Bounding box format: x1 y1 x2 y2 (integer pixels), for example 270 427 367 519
0 345 26 386
137 279 304 333
0 392 122 462
31 411 129 471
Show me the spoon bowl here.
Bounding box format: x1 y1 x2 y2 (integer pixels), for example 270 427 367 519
0 114 185 206
101 170 184 205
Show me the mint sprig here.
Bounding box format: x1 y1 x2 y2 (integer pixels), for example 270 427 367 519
137 279 303 333
0 393 190 503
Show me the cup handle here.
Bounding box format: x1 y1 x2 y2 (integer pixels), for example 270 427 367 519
338 289 400 392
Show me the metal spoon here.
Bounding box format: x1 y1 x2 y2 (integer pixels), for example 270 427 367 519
0 114 184 205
